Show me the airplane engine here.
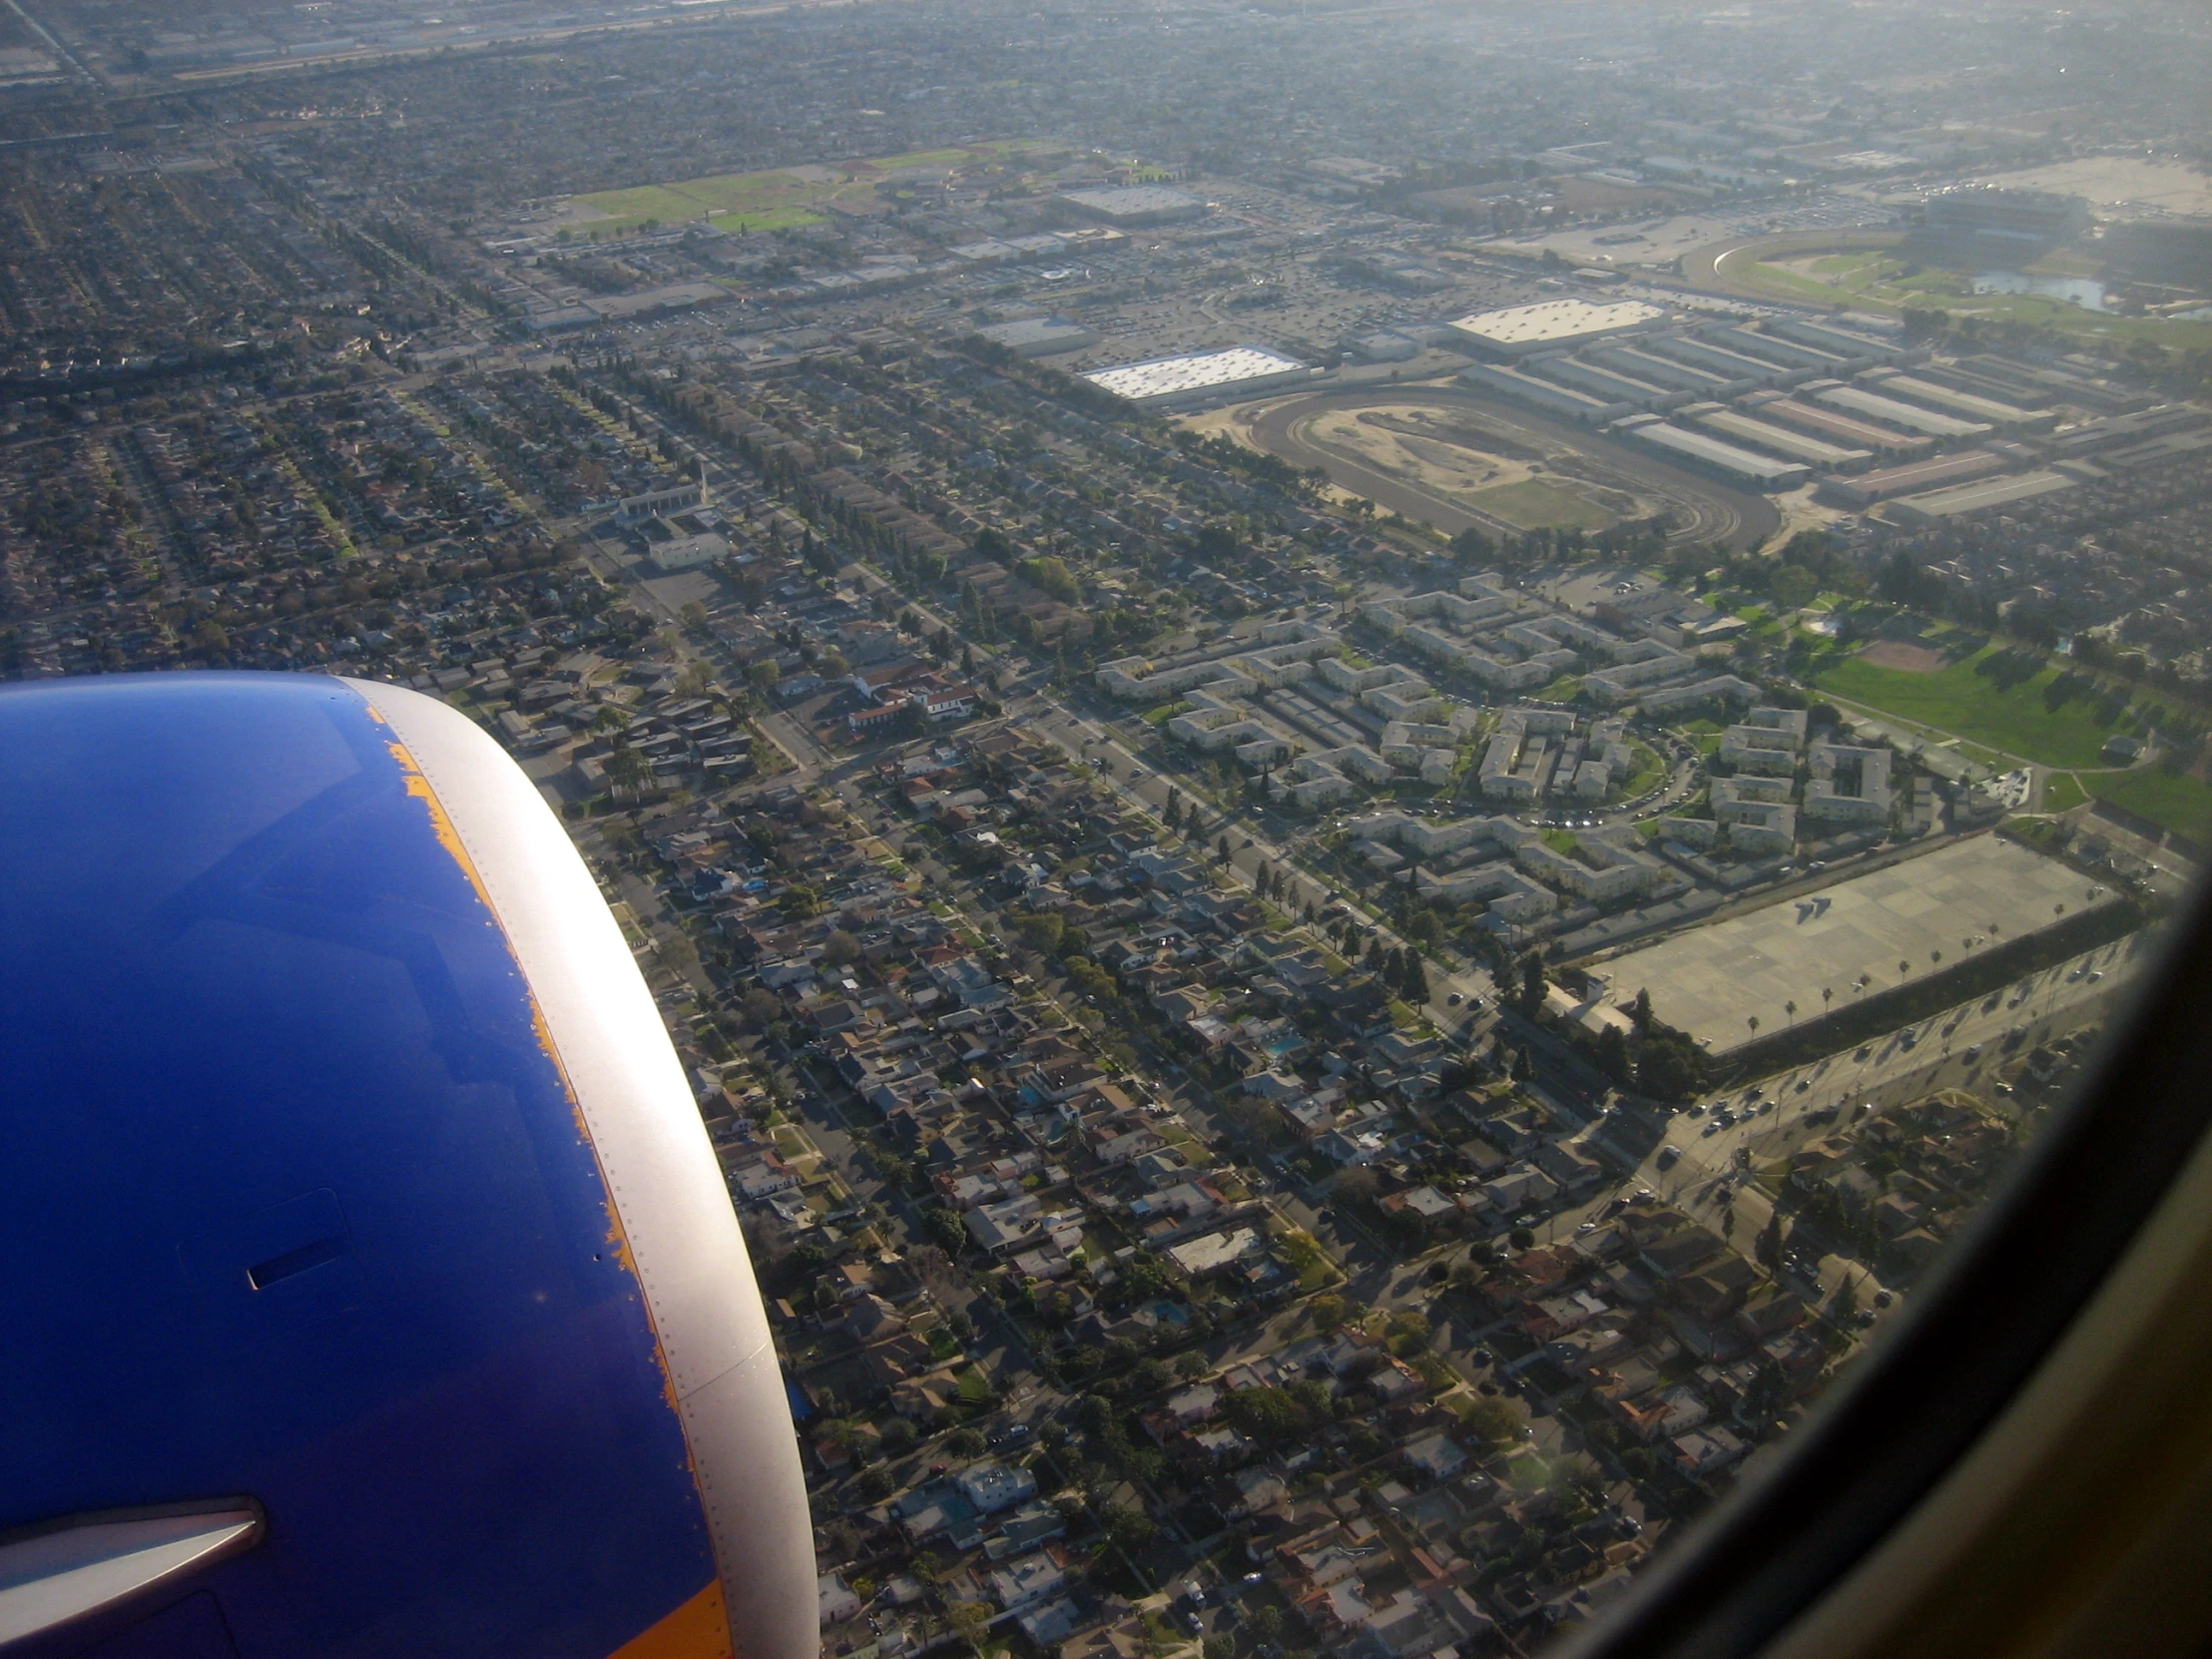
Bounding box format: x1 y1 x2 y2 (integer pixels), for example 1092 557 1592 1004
0 673 817 1659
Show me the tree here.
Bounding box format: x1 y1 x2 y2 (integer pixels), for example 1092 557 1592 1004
1508 1226 1536 1251
1741 1358 1790 1425
1401 952 1429 1004
1384 1311 1431 1356
1309 1293 1356 1331
1519 953 1546 1020
1016 910 1065 953
1594 1024 1631 1086
1220 1384 1316 1446
1756 1208 1785 1271
1462 1394 1526 1452
1631 987 1653 1031
945 1602 993 1653
822 929 860 966
605 748 649 792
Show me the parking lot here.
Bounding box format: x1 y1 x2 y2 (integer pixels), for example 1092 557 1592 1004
1592 833 2124 1053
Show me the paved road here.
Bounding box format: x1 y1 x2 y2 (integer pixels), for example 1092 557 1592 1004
1607 931 2147 1305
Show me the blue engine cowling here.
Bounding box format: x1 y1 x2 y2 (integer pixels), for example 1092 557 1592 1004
0 674 815 1659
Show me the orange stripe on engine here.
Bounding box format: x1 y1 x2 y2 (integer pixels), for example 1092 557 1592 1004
609 1581 735 1659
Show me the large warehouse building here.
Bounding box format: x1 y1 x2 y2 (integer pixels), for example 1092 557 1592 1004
974 315 1101 358
1084 345 1315 410
1923 186 2089 247
1447 297 1666 359
1614 413 1811 489
1059 186 1209 226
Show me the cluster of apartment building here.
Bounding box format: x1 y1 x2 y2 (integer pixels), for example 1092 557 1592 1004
1478 707 1634 805
1658 707 1895 856
1361 577 1758 717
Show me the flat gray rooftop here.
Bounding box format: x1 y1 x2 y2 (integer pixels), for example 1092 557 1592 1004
1595 834 2119 1054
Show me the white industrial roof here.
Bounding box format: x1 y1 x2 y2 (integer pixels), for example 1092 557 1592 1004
1449 297 1665 347
1084 346 1307 402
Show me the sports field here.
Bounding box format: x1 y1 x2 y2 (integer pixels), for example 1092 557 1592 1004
568 141 1045 238
1812 642 2155 771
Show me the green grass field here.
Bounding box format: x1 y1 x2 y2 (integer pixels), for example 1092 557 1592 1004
1622 739 1667 797
1812 644 2149 770
2042 772 2088 814
1469 477 1614 532
570 140 1046 238
2084 768 2212 841
1737 246 2212 355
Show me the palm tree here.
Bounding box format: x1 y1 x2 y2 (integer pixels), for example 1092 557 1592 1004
1785 999 1798 1025
1748 1015 1761 1038
1823 986 1834 1014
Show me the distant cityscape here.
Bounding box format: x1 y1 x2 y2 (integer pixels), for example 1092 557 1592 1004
3 0 2210 1652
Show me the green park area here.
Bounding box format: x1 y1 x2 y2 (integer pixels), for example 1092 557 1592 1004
2083 767 2212 841
1811 641 2163 770
1736 243 2212 355
569 140 1047 239
2041 772 2089 814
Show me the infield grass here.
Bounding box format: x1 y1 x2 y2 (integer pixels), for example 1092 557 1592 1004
1469 477 1614 532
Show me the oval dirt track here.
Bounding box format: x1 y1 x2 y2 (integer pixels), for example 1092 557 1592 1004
1237 383 1780 552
